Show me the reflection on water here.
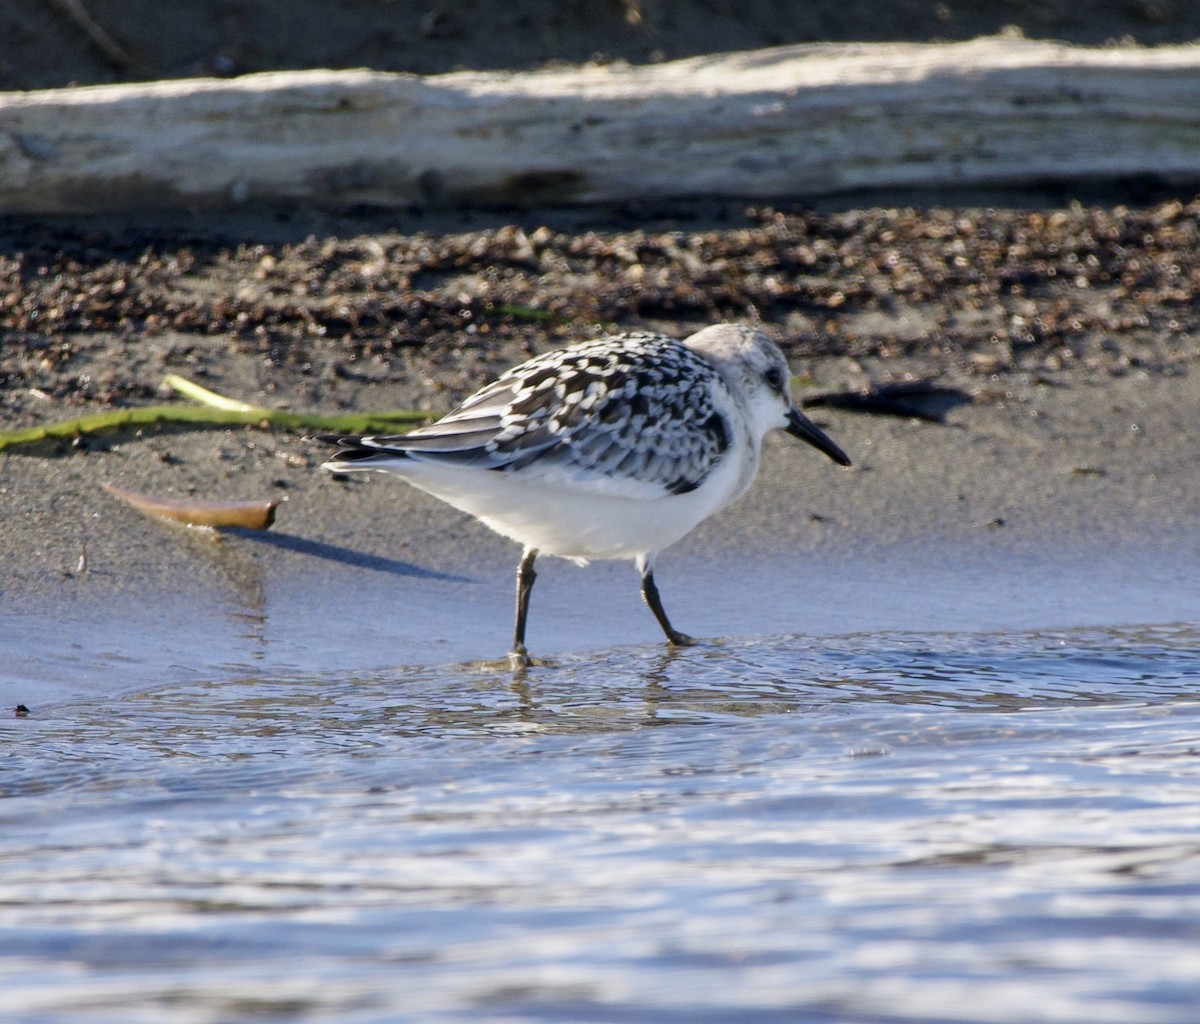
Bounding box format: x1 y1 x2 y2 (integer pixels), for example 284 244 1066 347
2 625 1199 1022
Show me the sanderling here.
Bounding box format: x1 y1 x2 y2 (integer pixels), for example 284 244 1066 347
322 324 850 664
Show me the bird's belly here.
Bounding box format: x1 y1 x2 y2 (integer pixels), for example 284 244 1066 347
477 492 703 560
398 463 740 561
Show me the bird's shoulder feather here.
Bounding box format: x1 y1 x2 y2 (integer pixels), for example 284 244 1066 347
340 333 735 494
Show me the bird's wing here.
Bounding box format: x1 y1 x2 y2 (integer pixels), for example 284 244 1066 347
331 334 734 495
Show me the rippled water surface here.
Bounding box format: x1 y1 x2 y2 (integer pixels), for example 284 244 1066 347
3 624 1200 1023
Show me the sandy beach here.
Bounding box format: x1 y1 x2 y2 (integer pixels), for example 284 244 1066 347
2 1 1198 688
3 196 1198 586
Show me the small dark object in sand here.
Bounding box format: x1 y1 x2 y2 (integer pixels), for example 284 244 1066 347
805 381 974 423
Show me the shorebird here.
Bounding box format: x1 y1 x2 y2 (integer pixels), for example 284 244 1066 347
321 324 850 664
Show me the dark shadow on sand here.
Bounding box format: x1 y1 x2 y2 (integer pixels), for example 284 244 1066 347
233 529 473 583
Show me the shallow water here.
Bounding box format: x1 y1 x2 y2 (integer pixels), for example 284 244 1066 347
3 622 1199 1023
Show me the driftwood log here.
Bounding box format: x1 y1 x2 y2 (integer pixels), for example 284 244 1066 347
1 35 1199 213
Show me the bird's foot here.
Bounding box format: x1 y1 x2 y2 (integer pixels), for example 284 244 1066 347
666 630 698 648
469 645 557 672
507 645 558 671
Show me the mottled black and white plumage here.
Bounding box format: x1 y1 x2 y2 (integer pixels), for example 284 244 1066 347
322 324 850 664
329 332 733 495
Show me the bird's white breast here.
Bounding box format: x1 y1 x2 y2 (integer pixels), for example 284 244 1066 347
390 438 751 562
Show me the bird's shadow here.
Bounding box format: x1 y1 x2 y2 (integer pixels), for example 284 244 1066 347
232 529 472 583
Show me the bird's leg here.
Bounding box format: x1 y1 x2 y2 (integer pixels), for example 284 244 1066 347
511 547 539 665
639 562 697 647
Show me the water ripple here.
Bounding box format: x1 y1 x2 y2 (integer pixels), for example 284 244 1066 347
2 623 1199 1022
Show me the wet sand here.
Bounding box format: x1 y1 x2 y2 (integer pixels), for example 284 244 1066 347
2 190 1199 700
4 352 1199 578
3 353 1197 709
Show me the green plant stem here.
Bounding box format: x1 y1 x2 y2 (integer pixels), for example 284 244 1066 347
0 375 433 453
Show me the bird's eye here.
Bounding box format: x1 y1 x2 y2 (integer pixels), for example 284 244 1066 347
764 367 785 392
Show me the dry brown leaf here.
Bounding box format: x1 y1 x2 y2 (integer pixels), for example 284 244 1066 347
101 483 279 530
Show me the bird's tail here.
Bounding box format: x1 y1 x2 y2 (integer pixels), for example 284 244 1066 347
317 434 411 473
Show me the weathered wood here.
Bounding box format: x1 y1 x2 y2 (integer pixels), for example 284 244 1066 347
2 36 1199 213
